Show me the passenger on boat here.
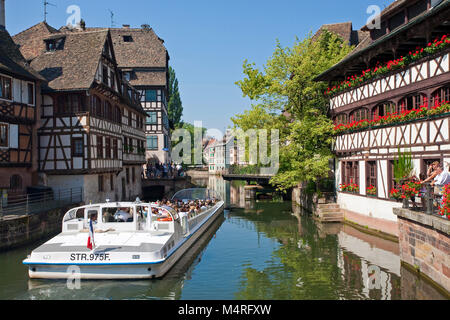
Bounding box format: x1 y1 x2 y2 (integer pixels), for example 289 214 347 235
114 208 133 222
81 212 114 233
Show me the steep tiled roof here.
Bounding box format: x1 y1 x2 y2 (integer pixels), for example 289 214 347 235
29 30 109 91
130 70 167 87
0 29 43 81
13 22 60 61
313 22 356 46
80 27 169 88
108 28 168 69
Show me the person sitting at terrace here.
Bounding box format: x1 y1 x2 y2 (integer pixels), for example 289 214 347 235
420 161 441 186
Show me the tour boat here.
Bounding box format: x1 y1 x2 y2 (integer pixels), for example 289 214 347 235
23 189 224 280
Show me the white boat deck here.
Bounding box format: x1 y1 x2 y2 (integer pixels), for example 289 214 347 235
23 189 225 279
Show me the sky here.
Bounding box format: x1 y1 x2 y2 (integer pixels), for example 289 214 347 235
6 0 392 136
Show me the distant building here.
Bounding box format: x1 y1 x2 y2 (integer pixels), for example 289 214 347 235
203 138 216 167
14 25 147 203
207 133 241 174
0 1 45 199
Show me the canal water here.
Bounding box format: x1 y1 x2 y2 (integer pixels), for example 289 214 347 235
0 176 446 300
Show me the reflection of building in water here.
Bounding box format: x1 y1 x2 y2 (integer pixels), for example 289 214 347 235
229 182 246 208
337 226 401 300
208 175 230 206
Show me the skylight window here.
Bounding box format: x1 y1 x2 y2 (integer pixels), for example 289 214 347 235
45 37 65 52
123 35 133 42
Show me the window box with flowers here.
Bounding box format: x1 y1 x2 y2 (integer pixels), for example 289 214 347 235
334 101 450 136
340 182 359 194
390 188 402 201
367 185 377 197
325 34 450 98
389 181 420 208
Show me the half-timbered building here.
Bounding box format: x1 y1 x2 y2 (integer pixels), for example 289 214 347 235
0 1 44 199
315 0 450 234
14 27 146 204
101 26 171 165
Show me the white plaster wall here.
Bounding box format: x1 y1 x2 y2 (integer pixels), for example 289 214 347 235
337 192 400 222
359 161 366 196
378 160 388 198
335 159 342 190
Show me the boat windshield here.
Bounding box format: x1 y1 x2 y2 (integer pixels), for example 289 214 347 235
171 188 221 202
102 206 134 223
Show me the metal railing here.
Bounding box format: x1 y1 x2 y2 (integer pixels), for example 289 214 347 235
0 187 83 218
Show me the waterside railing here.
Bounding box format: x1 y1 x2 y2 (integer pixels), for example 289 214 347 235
0 187 83 218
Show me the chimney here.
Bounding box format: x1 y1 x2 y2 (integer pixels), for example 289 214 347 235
0 0 5 30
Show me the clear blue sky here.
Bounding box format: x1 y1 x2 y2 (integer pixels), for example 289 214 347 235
6 0 392 135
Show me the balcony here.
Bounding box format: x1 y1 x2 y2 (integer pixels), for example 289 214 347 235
123 146 146 164
329 49 450 110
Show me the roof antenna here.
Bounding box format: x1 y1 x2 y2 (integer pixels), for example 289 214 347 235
108 9 116 28
44 1 56 23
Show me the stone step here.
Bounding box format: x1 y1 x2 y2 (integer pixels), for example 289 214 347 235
318 211 343 217
318 203 340 209
319 212 343 218
319 212 344 220
320 217 344 222
318 208 342 214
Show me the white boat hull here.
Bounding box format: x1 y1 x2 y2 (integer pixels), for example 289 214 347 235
26 203 224 280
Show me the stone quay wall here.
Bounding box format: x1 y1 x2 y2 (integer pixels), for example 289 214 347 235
0 203 82 252
393 208 450 294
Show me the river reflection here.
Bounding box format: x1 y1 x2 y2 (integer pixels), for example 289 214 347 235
0 175 446 300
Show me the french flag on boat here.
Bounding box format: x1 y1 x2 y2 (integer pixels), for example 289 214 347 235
87 219 95 250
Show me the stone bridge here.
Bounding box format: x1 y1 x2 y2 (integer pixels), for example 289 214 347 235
222 174 274 186
141 176 196 201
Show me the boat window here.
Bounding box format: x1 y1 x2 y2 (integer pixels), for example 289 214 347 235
102 208 116 223
76 208 84 220
136 206 148 222
102 207 134 223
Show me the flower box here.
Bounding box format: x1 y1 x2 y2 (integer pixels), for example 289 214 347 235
325 34 450 98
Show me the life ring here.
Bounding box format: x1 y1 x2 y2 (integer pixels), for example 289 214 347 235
157 217 173 222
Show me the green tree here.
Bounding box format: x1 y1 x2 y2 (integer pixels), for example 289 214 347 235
168 66 183 128
233 31 353 191
172 122 207 165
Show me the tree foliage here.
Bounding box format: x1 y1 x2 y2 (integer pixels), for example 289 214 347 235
233 31 353 190
168 66 183 128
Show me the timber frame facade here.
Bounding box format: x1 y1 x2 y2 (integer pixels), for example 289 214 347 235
0 25 44 198
14 27 147 203
105 28 172 165
316 0 450 223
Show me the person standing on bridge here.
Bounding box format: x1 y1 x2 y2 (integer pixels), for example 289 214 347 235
163 163 169 178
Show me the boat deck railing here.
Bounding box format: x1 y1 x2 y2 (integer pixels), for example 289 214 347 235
0 187 83 218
